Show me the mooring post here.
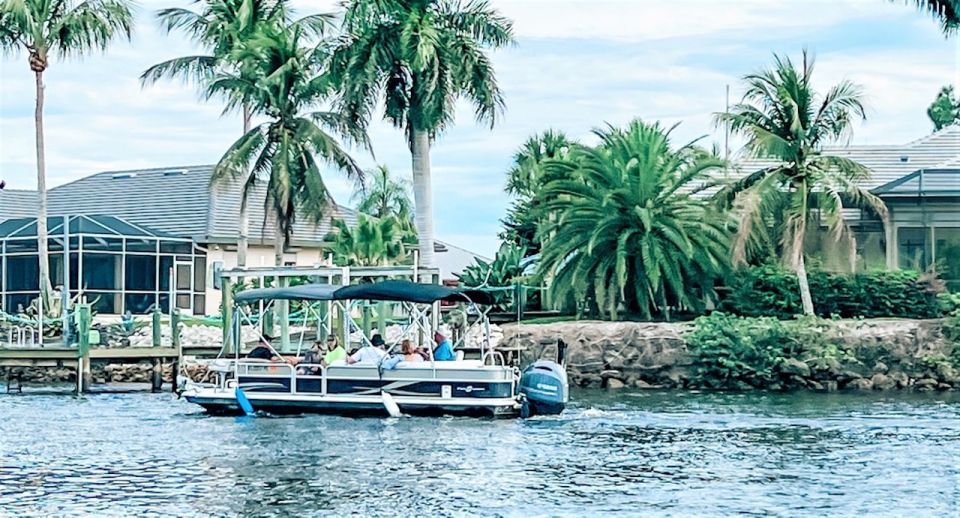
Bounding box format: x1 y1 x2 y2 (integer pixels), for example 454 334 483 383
171 309 180 349
377 301 387 337
221 276 233 354
77 303 92 394
279 276 290 353
152 309 161 347
318 301 329 342
151 358 162 393
361 302 372 340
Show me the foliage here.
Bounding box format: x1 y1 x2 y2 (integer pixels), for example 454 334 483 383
352 165 413 220
686 312 851 390
326 213 412 266
905 0 960 33
330 0 514 264
457 242 533 310
210 19 365 260
928 85 960 131
500 130 576 255
535 119 731 320
715 50 887 315
720 264 945 319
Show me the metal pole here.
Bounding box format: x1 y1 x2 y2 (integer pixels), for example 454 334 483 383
62 215 70 346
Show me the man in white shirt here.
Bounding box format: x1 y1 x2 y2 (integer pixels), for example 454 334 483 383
346 333 387 365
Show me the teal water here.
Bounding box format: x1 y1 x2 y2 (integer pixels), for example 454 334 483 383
0 388 958 516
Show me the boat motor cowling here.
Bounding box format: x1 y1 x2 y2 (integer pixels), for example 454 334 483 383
519 342 569 417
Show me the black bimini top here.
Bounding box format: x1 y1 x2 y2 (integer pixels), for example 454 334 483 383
234 279 495 305
234 284 340 303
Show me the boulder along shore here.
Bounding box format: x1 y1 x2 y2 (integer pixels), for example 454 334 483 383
502 319 959 391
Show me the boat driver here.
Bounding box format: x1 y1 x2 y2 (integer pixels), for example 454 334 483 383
433 332 456 361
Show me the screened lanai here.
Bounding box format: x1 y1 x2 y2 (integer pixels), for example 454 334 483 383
874 168 960 290
0 215 208 315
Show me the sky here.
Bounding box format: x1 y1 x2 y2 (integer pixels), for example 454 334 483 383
0 0 957 257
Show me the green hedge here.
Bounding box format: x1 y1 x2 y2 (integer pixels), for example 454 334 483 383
719 264 943 319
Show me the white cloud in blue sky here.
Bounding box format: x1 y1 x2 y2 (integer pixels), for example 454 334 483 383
0 0 956 256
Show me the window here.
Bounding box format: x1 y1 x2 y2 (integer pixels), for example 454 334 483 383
935 227 960 291
897 227 930 271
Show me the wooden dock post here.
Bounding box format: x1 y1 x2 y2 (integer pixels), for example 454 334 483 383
278 276 290 352
377 301 387 337
221 277 233 354
152 309 162 347
361 302 372 340
76 303 92 394
151 358 162 392
171 309 181 349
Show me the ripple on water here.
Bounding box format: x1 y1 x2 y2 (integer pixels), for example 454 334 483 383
1 389 959 516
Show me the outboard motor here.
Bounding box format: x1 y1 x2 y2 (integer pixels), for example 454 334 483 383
519 339 569 417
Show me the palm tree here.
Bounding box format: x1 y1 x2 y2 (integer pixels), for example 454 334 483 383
352 165 413 220
326 214 409 266
502 130 575 254
210 19 365 266
142 0 329 268
0 0 133 312
906 0 959 33
506 130 575 197
331 0 514 268
535 120 730 320
715 51 888 316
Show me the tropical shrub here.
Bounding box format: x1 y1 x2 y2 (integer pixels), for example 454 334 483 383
535 119 731 320
326 214 412 266
457 243 535 311
686 312 834 390
720 264 944 319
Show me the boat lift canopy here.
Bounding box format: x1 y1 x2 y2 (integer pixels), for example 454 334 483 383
234 280 495 306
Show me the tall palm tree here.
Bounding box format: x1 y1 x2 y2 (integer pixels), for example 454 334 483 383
535 120 730 320
715 51 888 316
352 165 413 220
0 0 133 312
210 20 365 266
142 0 329 267
331 0 514 268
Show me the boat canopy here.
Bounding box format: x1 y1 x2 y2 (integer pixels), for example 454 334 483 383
234 283 340 303
334 280 495 305
234 280 495 305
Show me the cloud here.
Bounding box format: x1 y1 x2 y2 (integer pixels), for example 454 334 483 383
0 0 956 258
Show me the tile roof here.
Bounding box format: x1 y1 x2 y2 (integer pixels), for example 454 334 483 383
0 164 485 277
732 125 960 191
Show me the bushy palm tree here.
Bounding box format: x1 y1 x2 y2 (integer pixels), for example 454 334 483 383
0 0 133 311
502 130 576 254
506 130 575 197
326 214 410 266
210 20 365 266
331 0 514 267
715 51 888 316
352 165 413 220
142 0 329 267
536 120 730 320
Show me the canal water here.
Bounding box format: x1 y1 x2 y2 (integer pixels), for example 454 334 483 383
0 388 958 516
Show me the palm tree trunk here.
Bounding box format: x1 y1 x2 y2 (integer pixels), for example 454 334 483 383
796 253 815 316
411 128 435 270
237 104 253 268
34 70 53 312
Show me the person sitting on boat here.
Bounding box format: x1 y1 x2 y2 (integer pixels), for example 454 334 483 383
346 333 387 365
400 339 424 363
297 340 325 374
247 336 280 361
433 332 456 361
322 335 347 366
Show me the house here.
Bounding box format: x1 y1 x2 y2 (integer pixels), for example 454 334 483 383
0 165 489 315
733 125 960 289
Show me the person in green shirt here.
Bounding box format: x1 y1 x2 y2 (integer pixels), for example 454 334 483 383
322 335 347 366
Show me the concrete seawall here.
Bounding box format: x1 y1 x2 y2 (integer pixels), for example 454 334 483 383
502 319 958 391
